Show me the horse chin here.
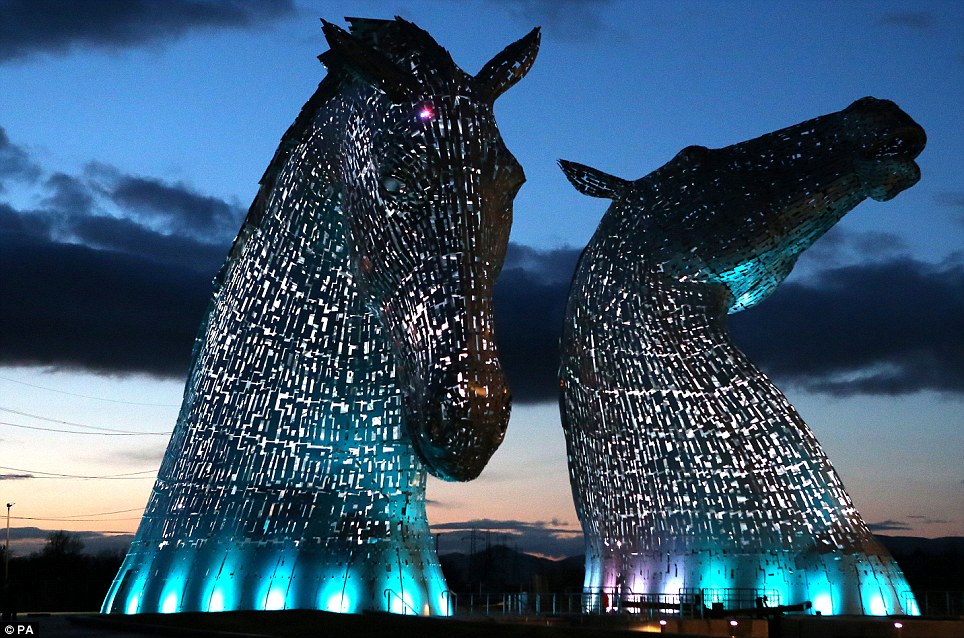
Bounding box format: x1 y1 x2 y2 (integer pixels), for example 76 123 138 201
860 158 921 202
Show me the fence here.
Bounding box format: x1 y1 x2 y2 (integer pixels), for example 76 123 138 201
451 588 964 619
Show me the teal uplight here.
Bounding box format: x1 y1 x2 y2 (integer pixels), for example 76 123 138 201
264 588 286 611
428 579 453 617
208 589 225 612
388 589 415 615
126 591 141 615
325 591 352 613
868 594 887 616
161 591 179 614
812 593 833 615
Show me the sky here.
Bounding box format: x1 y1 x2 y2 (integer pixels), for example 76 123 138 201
0 0 961 559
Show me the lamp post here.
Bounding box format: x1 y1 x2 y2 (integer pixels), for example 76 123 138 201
3 502 12 620
4 502 12 585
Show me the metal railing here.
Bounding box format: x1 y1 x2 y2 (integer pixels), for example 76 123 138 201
440 590 457 617
908 590 964 618
453 587 781 620
449 588 964 620
383 589 420 616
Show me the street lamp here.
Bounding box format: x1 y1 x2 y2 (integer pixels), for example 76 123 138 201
4 502 12 584
3 502 12 621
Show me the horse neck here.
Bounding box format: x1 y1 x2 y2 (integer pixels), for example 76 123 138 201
565 213 743 396
200 85 398 401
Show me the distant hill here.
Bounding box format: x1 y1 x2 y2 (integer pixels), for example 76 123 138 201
440 545 583 593
877 535 964 556
877 535 964 592
440 536 964 594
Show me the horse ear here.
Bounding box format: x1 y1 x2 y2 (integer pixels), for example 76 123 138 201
558 160 629 199
320 20 421 103
475 27 541 101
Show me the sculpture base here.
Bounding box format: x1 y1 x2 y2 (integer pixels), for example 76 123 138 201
583 546 918 616
102 539 452 616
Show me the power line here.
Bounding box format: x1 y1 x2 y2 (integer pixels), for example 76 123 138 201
0 375 179 407
16 507 145 518
0 406 169 434
0 420 169 436
0 465 157 480
12 516 142 522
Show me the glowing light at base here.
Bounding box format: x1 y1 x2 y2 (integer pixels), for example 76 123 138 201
559 97 925 616
325 592 352 614
126 592 140 615
264 589 286 611
868 595 887 616
161 592 178 614
208 590 225 613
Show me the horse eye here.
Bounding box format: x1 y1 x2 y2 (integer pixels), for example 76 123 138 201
382 177 405 194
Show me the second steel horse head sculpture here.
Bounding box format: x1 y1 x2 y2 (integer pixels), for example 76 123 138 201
104 17 539 616
559 98 925 615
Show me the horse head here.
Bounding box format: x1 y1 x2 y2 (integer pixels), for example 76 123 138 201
321 18 539 481
560 97 925 312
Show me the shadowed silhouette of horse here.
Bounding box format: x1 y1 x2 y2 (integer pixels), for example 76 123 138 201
559 97 925 615
103 17 538 616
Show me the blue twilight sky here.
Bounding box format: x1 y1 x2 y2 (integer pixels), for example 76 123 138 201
0 0 961 557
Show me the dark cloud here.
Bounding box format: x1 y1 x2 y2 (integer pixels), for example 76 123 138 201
0 0 296 64
431 518 582 558
0 126 41 187
425 498 460 509
42 172 95 215
0 473 33 480
0 131 239 273
906 515 952 525
867 519 913 532
877 12 936 33
935 192 964 209
483 0 616 40
0 232 211 377
730 256 964 396
795 226 907 269
0 202 52 238
495 247 577 403
0 130 239 375
105 172 243 239
64 213 229 273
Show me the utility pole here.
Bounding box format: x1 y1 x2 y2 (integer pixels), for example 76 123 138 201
461 528 480 591
3 502 12 620
4 503 12 585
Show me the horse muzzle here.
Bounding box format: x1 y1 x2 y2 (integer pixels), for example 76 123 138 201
407 361 511 482
847 97 927 202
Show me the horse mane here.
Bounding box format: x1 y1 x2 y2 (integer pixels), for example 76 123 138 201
215 17 462 287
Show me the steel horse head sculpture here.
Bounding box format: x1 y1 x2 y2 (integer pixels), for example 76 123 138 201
104 17 539 616
559 98 925 615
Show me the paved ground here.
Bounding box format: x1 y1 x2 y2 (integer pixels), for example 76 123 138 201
7 614 159 638
3 612 655 638
7 611 963 638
